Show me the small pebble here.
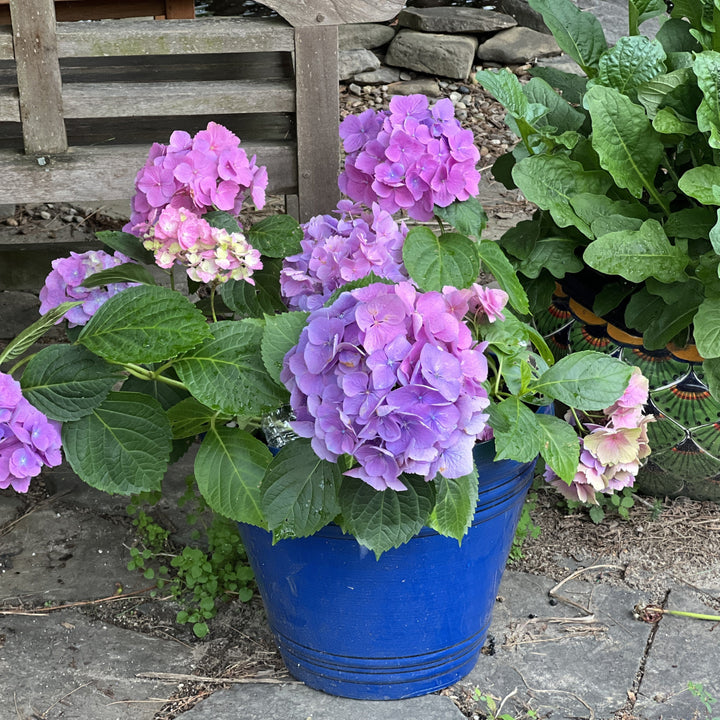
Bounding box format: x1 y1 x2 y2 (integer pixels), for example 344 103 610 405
61 214 75 223
39 210 51 220
5 217 18 226
348 83 362 96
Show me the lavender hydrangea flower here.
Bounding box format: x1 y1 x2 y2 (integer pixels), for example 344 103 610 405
39 250 138 327
338 95 481 221
281 282 490 491
0 372 62 493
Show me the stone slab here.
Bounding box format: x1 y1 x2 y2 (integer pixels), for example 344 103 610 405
339 23 396 50
462 570 652 719
634 588 720 720
177 682 466 719
386 30 478 81
398 7 516 34
0 609 193 719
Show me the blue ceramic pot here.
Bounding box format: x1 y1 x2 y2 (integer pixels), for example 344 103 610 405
238 436 541 700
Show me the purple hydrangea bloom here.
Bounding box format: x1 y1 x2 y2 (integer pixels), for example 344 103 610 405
338 95 481 221
280 201 408 311
39 250 139 327
0 372 62 493
281 282 490 491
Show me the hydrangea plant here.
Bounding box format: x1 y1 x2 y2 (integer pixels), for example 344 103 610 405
0 108 650 556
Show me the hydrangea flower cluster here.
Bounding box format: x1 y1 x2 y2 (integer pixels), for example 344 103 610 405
39 249 138 327
338 95 481 221
0 372 62 493
281 282 492 491
144 205 262 284
280 201 408 311
125 121 268 236
543 367 652 503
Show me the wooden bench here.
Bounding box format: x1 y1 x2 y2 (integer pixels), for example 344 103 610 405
0 0 196 24
0 0 404 224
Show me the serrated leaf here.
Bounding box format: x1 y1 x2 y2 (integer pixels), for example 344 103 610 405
194 425 271 526
96 230 155 265
531 351 632 410
595 36 666 98
62 391 172 494
528 0 607 76
174 319 288 416
403 227 480 291
434 196 488 238
220 258 285 318
694 50 720 148
79 262 157 289
0 301 81 366
326 273 395 305
339 474 436 558
476 239 529 315
487 397 544 462
511 154 612 238
583 219 689 283
247 215 303 258
678 164 720 204
585 85 665 202
203 210 242 234
78 285 212 364
260 437 342 537
428 472 478 541
166 397 220 438
261 311 309 385
20 344 121 421
536 412 581 484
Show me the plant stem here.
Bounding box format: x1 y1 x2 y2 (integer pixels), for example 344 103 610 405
210 284 218 323
8 353 33 376
123 363 187 390
664 608 720 622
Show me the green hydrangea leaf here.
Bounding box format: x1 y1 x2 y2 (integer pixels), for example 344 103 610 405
487 397 544 462
79 263 157 289
261 311 309 386
247 215 303 258
203 210 241 234
21 344 121 421
476 239 529 314
62 391 172 494
434 196 488 239
536 412 581 484
78 285 212 364
95 230 155 265
428 472 479 542
166 397 221 439
220 259 285 318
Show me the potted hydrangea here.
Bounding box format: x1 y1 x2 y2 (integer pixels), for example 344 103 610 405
0 101 650 699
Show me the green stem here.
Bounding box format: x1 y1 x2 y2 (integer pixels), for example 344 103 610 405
123 363 187 390
8 353 34 376
665 608 720 622
210 284 218 323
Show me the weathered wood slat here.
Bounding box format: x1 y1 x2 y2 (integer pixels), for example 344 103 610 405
62 79 296 118
0 27 11 58
10 0 67 153
294 24 340 220
263 0 404 27
55 17 295 58
0 86 18 122
0 143 298 205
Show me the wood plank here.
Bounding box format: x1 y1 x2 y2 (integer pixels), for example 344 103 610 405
262 0 404 27
0 143 298 205
0 26 11 59
0 86 18 122
56 17 295 58
293 24 340 222
164 0 195 19
10 0 67 154
62 79 296 118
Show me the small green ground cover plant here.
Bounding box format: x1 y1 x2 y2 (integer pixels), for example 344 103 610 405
688 681 720 719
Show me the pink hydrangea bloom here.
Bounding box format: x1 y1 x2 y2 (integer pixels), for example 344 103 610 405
124 122 268 236
338 95 481 221
281 282 490 491
0 372 62 493
39 250 138 327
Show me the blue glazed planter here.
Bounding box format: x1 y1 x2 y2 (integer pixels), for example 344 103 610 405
238 440 539 700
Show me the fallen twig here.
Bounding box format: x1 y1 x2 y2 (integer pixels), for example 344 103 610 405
549 563 624 618
0 586 155 615
136 671 294 685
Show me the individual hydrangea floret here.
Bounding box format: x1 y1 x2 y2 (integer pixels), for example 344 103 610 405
125 122 268 236
144 206 262 285
39 249 138 327
338 95 481 221
544 367 652 503
0 372 62 493
281 282 491 491
280 200 408 311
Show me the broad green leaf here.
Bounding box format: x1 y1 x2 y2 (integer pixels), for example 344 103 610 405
592 283 635 316
339 474 436 558
591 214 644 237
670 0 703 28
203 210 242 233
434 196 488 238
261 311 309 386
656 17 702 53
585 85 665 202
428 472 479 541
693 50 720 149
326 273 395 305
528 0 607 76
476 239 529 314
653 107 699 135
96 230 155 265
403 227 480 291
62 391 172 494
624 287 663 330
523 77 586 132
637 67 700 119
678 164 720 204
665 208 716 241
20 344 121 421
476 68 544 121
78 285 212 364
511 154 612 237
499 215 546 261
571 193 649 227
529 65 588 105
174 319 288 416
710 208 720 255
693 296 720 357
594 36 666 97
166 397 220 439
516 236 584 278
702 356 720 400
260 438 342 538
220 258 285 318
121 373 189 410
583 219 689 283
532 351 632 410
247 215 303 258
535 412 580 484
486 397 544 462
629 0 667 35
0 301 80 366
195 425 271 526
79 262 157 289
643 291 702 348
